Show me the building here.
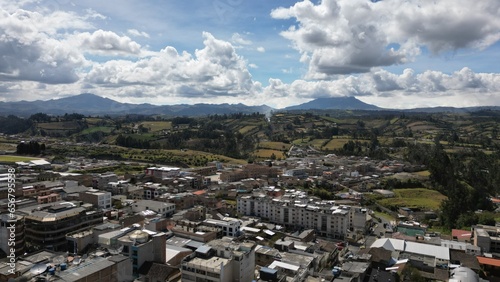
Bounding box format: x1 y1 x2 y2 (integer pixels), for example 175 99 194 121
145 167 181 179
92 172 118 190
131 200 176 218
237 193 370 238
203 217 242 237
370 238 450 268
472 224 500 254
79 189 112 209
18 201 103 252
115 229 167 275
0 214 24 258
181 238 256 282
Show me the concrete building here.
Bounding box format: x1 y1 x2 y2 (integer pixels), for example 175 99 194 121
472 224 500 254
131 200 176 218
181 238 256 282
92 172 118 190
18 201 103 252
0 214 24 257
203 217 242 237
79 189 112 209
116 229 167 275
145 167 181 179
237 193 370 238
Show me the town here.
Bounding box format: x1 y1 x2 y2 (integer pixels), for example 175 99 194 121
1 109 500 282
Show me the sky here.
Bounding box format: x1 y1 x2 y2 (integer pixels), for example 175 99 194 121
1 0 500 109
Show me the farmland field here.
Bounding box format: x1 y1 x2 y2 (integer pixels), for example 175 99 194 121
37 121 81 130
0 155 41 163
253 149 286 159
323 138 352 150
138 121 172 132
377 188 447 211
258 141 291 151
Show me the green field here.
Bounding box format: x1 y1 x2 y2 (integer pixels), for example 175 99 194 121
258 141 291 151
0 155 41 163
323 138 352 150
253 149 286 159
309 139 329 149
378 188 447 211
139 121 172 132
37 121 80 130
239 125 257 134
79 126 115 134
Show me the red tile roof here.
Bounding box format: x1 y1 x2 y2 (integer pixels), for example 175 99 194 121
452 229 472 240
477 256 500 267
192 190 206 196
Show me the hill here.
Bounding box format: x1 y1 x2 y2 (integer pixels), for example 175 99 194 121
284 97 381 111
0 94 272 117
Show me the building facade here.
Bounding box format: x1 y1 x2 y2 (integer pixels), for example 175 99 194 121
18 201 103 252
237 194 370 238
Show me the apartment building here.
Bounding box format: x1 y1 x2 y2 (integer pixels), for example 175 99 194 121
472 224 500 254
202 217 242 237
18 201 103 252
131 200 176 218
181 238 256 282
237 193 370 238
92 172 118 190
79 188 112 209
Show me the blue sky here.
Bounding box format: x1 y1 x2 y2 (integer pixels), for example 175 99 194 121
1 0 500 109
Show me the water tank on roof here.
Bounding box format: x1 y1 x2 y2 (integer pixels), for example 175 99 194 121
129 230 149 244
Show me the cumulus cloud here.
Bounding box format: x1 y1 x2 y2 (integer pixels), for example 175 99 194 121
76 30 142 55
256 46 266 53
85 32 260 99
0 7 88 84
271 0 500 77
260 67 500 108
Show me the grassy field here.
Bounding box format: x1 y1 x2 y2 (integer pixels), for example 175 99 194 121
309 139 329 149
79 126 115 134
378 188 447 211
258 141 291 151
0 155 41 163
323 138 352 150
238 125 257 134
253 149 286 159
139 121 172 132
37 121 80 130
0 143 17 151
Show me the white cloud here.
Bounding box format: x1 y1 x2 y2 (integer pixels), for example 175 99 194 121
85 32 260 99
260 67 500 108
231 32 252 45
248 63 258 69
76 30 142 55
256 46 265 53
271 0 500 77
127 28 150 38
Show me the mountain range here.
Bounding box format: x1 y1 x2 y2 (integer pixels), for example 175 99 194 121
1 93 499 117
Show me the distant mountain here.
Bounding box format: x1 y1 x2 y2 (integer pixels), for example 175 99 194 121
284 97 381 111
0 93 273 117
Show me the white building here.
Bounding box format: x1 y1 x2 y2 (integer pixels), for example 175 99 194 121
79 189 112 209
181 238 255 282
145 167 181 179
203 217 242 237
237 193 371 238
132 200 175 218
370 238 450 268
